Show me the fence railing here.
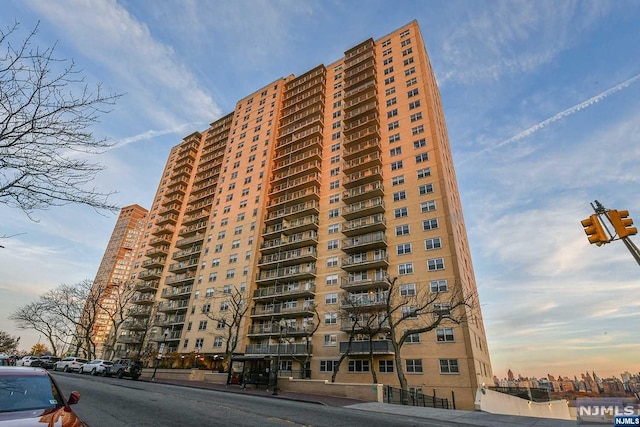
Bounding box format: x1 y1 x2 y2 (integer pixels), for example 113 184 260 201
382 386 450 409
489 386 551 402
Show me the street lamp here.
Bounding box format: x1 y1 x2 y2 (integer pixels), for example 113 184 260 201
151 328 170 382
272 318 287 396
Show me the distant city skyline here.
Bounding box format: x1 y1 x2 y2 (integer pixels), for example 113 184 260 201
1 1 640 379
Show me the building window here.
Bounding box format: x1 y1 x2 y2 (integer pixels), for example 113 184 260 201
415 153 429 163
391 175 405 186
329 194 340 204
417 168 431 179
410 112 423 122
406 359 423 373
203 303 211 313
330 167 340 177
330 154 340 164
430 279 448 293
428 258 445 271
402 46 413 55
399 283 416 296
328 240 339 250
425 238 442 250
327 257 338 267
212 258 221 267
402 306 418 319
384 76 395 85
389 147 402 156
198 320 208 331
393 191 406 202
213 337 223 348
325 293 338 304
407 88 419 98
419 184 434 195
324 334 337 347
394 207 408 218
328 224 339 234
220 301 229 311
386 97 397 106
324 312 337 325
404 66 416 76
401 38 412 47
383 66 394 75
395 225 410 236
348 360 370 372
406 77 417 87
439 359 459 374
436 328 455 342
397 243 412 255
434 302 451 318
320 360 339 373
388 120 399 130
329 181 340 190
412 125 425 136
398 262 414 275
388 133 401 143
421 200 437 212
379 360 394 373
234 226 243 235
326 274 338 286
423 219 439 230
232 239 240 249
226 269 235 278
406 333 420 343
390 161 403 171
413 138 427 149
328 208 340 218
387 109 398 118
409 100 421 110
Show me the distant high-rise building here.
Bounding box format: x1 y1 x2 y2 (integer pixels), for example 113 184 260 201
89 204 147 357
111 21 491 409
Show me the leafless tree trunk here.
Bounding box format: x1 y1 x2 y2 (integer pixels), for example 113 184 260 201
9 300 68 356
0 22 121 219
289 305 320 378
98 281 138 360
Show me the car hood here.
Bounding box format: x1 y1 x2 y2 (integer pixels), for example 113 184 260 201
0 407 87 427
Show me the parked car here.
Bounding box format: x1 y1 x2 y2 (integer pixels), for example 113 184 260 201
79 359 113 376
0 366 88 426
107 358 142 380
40 357 61 370
53 357 88 373
30 356 58 368
15 356 38 367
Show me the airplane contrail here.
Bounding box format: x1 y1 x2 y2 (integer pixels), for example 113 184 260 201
470 73 640 159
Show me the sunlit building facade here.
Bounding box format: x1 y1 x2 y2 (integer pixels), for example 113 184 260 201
115 21 491 409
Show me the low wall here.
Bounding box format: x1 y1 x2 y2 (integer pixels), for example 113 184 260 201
474 388 571 420
278 378 382 402
140 368 205 381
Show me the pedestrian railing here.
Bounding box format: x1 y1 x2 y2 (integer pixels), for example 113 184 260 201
382 386 450 409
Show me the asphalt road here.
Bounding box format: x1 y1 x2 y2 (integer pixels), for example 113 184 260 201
52 372 452 427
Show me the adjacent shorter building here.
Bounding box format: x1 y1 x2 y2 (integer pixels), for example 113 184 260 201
95 20 492 410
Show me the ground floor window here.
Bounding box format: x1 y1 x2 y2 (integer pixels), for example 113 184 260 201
439 359 459 374
348 359 370 372
379 359 394 373
319 360 339 373
405 359 423 373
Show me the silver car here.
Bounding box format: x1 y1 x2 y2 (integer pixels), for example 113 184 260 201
79 359 113 376
53 357 88 373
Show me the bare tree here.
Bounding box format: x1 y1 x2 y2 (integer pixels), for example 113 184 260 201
287 305 320 379
97 280 138 360
0 22 122 219
10 300 69 356
384 276 472 393
201 288 249 370
0 330 20 354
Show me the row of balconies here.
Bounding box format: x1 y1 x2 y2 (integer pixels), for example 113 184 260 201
343 58 375 80
148 236 171 247
283 75 325 102
183 198 213 216
142 257 166 269
131 293 156 305
272 160 321 183
341 291 389 310
171 163 193 179
275 124 323 150
192 166 221 186
251 302 315 317
188 187 216 204
245 343 311 356
181 209 210 226
157 299 190 313
145 246 168 258
153 314 186 328
255 264 316 284
344 68 376 88
268 186 319 208
116 334 143 344
344 89 377 110
343 151 382 172
139 268 163 281
268 172 320 196
341 272 389 291
281 85 325 110
155 213 179 226
128 306 153 318
121 320 149 331
178 140 199 156
338 340 392 354
259 230 318 254
173 156 195 170
342 111 377 132
151 224 175 236
341 214 386 237
342 231 387 252
280 93 324 120
343 124 380 144
161 194 184 206
344 101 378 121
179 221 208 236
344 39 374 61
344 48 375 71
252 280 315 300
190 178 217 196
135 280 159 292
343 137 381 158
341 252 389 271
164 184 187 198
257 246 317 267
265 200 319 224
198 151 224 168
340 318 391 334
158 202 181 216
343 181 384 203
247 321 315 337
279 103 323 128
283 66 325 94
274 135 321 157
344 79 377 100
168 258 199 273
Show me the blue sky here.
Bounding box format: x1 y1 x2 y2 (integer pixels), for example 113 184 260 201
1 0 639 379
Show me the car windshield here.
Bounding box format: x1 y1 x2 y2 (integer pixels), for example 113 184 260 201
0 376 65 412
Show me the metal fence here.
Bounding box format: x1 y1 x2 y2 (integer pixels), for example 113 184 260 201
382 386 450 409
489 386 551 402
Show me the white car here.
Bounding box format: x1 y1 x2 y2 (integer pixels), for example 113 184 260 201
53 357 88 372
79 359 113 376
15 355 38 366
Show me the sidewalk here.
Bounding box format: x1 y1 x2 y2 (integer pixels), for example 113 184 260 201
148 378 577 426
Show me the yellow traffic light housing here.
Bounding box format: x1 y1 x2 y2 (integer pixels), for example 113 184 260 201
609 209 638 238
581 214 609 246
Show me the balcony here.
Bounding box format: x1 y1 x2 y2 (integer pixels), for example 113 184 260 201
268 186 319 208
156 213 179 226
343 112 377 133
280 93 324 120
116 334 143 344
344 68 376 88
344 89 377 111
342 214 386 237
122 320 149 331
247 321 315 337
139 268 163 281
342 181 384 203
159 202 181 216
269 173 320 196
276 125 323 151
165 184 187 198
148 236 171 247
135 280 159 292
343 151 382 174
164 273 195 286
168 258 199 273
255 265 316 285
344 166 383 188
131 293 156 305
154 314 186 327
340 292 389 311
179 221 208 237
184 199 214 216
258 247 317 267
344 80 377 101
343 125 380 144
343 137 381 159
181 210 210 226
278 113 323 139
281 85 325 110
339 340 393 354
142 257 166 269
342 232 387 253
272 160 321 183
253 280 316 301
274 137 321 161
157 300 190 313
244 343 311 356
265 201 319 224
175 233 205 249
172 246 202 261
342 197 385 220
161 285 193 300
161 194 184 206
344 58 375 80
251 302 315 318
128 307 153 318
340 318 390 333
145 246 169 257
341 252 389 271
340 273 389 292
260 230 318 254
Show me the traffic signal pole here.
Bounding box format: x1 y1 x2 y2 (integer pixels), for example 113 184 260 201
588 200 640 267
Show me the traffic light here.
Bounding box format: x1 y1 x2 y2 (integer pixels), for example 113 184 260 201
608 210 638 238
581 214 609 246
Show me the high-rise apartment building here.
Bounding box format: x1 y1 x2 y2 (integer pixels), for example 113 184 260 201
113 21 491 409
89 204 147 357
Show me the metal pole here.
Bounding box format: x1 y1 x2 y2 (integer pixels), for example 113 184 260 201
272 325 283 396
